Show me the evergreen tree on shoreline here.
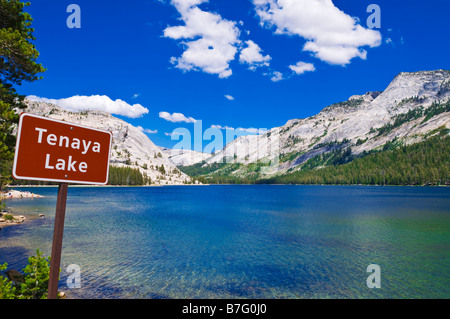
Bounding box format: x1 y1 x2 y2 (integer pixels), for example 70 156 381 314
0 0 45 192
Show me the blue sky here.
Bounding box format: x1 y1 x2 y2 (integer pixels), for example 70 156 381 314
19 0 450 149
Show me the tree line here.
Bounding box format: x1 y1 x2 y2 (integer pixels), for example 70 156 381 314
107 165 150 185
190 131 449 186
259 133 449 186
9 165 151 186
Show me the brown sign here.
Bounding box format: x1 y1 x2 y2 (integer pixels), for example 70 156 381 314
13 113 112 185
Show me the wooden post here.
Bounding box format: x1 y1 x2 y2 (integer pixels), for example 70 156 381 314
47 183 68 299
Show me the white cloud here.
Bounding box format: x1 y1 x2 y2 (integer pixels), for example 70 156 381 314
164 0 241 78
253 0 382 65
165 131 183 137
237 127 267 135
211 124 234 130
224 94 234 101
289 61 315 75
159 111 197 123
137 126 158 134
270 71 284 82
132 93 140 99
27 95 149 118
239 40 271 69
211 125 266 135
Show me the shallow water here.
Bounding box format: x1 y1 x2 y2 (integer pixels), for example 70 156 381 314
1 185 449 299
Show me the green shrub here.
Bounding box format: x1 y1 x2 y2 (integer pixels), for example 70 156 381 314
3 213 14 221
0 249 51 299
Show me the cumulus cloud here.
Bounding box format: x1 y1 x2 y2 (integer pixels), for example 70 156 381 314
159 111 197 123
237 127 267 135
211 124 235 130
224 94 234 101
253 0 382 65
289 61 315 75
27 95 149 118
211 124 266 135
165 131 183 137
137 126 158 134
239 40 271 69
164 0 241 78
270 71 284 82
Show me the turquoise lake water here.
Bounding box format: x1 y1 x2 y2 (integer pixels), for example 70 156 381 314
1 185 449 299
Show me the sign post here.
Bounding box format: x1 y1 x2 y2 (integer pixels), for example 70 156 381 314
13 113 112 299
47 183 68 299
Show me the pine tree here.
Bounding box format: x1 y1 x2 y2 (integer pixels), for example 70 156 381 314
0 0 46 192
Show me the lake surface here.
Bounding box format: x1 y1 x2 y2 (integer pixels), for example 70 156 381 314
1 185 449 299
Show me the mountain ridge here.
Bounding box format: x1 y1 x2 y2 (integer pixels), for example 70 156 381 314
184 69 450 180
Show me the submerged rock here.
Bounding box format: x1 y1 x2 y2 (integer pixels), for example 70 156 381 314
6 269 25 284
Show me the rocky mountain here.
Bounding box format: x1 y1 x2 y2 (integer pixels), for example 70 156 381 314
192 70 450 178
160 147 212 167
22 100 193 185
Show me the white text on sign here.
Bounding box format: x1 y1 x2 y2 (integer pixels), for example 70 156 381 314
36 127 102 174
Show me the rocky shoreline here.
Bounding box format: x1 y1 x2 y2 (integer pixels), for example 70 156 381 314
0 190 45 228
0 211 27 226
